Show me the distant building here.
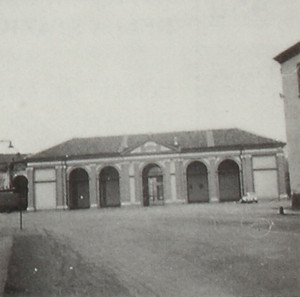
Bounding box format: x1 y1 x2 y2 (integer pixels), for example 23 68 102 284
0 153 29 212
26 128 287 211
0 153 27 190
274 42 300 209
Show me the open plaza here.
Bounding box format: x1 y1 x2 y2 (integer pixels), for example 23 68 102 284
1 199 299 297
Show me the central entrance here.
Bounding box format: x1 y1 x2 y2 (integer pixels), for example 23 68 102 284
142 164 164 206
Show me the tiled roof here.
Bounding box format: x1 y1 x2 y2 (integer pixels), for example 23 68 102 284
28 129 284 162
274 42 300 64
0 154 26 164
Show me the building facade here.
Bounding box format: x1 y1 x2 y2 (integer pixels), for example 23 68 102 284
274 42 300 209
26 129 287 211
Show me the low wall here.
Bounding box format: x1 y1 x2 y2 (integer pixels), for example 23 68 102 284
0 236 13 296
0 193 26 212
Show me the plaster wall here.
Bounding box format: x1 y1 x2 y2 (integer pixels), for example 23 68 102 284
281 54 300 194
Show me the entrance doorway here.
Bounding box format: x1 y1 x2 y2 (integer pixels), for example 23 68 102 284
69 168 90 209
218 160 241 202
99 166 120 207
186 162 209 203
142 164 164 206
12 175 28 210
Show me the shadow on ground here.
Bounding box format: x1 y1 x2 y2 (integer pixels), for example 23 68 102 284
4 230 130 297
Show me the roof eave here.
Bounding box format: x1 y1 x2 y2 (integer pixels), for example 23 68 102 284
182 143 285 153
274 42 300 64
27 152 121 163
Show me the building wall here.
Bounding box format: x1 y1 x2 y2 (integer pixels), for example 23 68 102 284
27 147 286 210
280 54 300 198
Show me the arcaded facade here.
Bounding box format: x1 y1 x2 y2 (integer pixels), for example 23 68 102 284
26 129 287 211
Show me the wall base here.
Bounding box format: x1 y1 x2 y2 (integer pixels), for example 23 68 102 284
56 205 68 210
209 197 219 203
279 194 289 199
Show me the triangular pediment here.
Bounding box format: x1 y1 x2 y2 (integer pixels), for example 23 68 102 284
129 141 173 154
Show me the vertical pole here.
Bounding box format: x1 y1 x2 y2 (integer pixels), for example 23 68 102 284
19 210 23 230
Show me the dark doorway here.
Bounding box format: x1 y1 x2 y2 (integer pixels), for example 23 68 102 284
218 160 241 202
99 167 120 207
187 162 209 203
142 164 164 206
69 168 90 209
12 175 28 210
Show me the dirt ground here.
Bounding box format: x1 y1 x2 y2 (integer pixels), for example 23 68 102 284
1 199 300 297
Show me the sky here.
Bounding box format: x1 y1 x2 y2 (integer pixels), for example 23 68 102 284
0 0 299 154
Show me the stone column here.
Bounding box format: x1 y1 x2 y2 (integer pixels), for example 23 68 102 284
208 157 219 202
170 160 177 202
55 165 64 209
164 161 171 201
26 167 35 211
129 163 136 204
175 160 186 202
89 164 98 208
62 164 69 209
241 154 254 195
120 163 130 204
277 152 288 199
134 163 142 205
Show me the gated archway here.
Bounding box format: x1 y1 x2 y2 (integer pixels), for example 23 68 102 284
12 175 28 210
142 164 164 206
218 160 241 202
69 168 90 209
186 161 209 203
99 166 120 207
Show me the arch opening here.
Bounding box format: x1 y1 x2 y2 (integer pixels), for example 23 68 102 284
69 168 90 209
142 164 164 206
186 161 209 203
99 166 120 207
12 175 28 210
218 160 241 202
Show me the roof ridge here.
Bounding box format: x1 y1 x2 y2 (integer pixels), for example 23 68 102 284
28 128 285 162
72 128 239 141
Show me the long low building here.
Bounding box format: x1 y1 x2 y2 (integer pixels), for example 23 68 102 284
26 128 288 211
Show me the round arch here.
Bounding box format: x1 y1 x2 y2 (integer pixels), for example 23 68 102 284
12 175 28 210
99 166 120 207
142 163 164 206
218 159 241 202
186 161 209 203
68 168 90 209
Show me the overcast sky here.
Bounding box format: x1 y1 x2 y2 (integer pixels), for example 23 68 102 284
0 0 299 153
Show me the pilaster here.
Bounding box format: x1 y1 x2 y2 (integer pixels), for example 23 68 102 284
89 164 98 208
241 154 254 194
170 160 177 201
175 160 186 202
120 163 130 203
55 165 64 209
26 167 35 211
208 157 219 202
277 152 288 199
164 161 171 201
129 163 136 204
134 163 142 204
